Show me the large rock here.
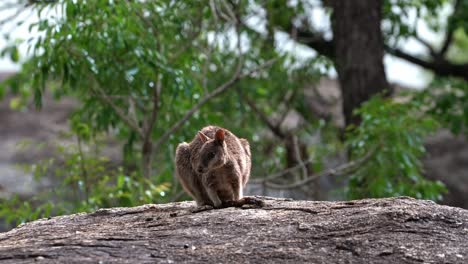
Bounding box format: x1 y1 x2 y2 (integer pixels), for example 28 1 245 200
0 197 467 263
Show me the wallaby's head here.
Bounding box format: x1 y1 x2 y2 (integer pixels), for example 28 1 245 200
194 129 228 174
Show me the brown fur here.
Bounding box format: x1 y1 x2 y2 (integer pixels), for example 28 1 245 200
175 125 251 207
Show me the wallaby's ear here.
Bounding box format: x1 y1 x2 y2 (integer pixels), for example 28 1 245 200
215 129 225 144
198 131 209 143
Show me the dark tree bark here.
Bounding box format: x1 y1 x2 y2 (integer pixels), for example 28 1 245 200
328 0 390 126
1 197 467 263
293 1 468 91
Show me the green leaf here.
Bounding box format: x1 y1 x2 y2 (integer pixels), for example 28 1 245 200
9 46 19 62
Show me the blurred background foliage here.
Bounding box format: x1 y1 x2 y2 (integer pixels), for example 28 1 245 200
0 0 467 229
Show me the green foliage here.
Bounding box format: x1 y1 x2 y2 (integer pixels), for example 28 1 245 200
0 44 20 63
383 0 447 39
419 77 468 135
345 96 447 200
10 1 236 178
0 196 55 227
3 3 264 208
0 0 461 228
0 129 170 229
448 28 468 64
27 0 206 116
1 1 243 227
449 1 468 37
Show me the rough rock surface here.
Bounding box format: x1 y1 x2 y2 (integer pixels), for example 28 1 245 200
0 196 467 263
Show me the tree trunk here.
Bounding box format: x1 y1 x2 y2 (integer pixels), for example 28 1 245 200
1 197 467 263
141 139 153 179
329 0 390 126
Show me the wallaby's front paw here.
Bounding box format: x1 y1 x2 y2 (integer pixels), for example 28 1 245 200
207 194 222 208
221 200 238 208
241 196 265 207
221 196 265 208
191 205 214 213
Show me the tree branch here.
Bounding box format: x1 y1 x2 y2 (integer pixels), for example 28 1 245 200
292 135 308 180
410 0 462 60
220 0 237 23
128 97 139 128
153 58 277 153
0 2 23 12
168 21 203 63
413 34 437 57
153 60 242 151
91 85 144 138
386 46 468 82
250 157 316 184
236 88 285 138
294 27 335 59
439 0 461 57
439 32 454 58
386 0 465 81
143 74 161 137
255 146 376 190
277 89 298 128
0 4 27 26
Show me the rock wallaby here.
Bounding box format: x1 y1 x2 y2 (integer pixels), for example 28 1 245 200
175 125 261 208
